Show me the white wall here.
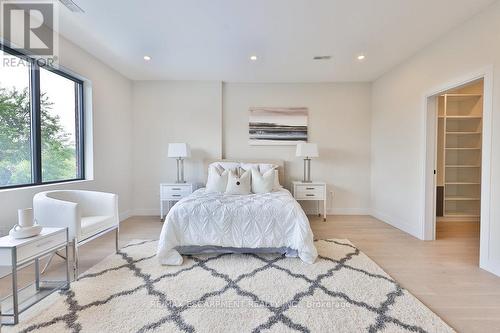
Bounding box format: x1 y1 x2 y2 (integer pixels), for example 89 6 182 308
223 83 372 214
130 82 372 215
131 81 222 215
0 36 133 234
4 2 499 275
371 1 500 274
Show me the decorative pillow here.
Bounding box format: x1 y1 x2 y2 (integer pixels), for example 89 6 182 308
255 164 281 190
258 163 277 173
225 169 251 195
206 166 229 193
251 168 275 194
272 170 282 190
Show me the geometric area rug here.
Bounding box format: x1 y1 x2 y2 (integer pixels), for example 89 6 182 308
6 239 455 333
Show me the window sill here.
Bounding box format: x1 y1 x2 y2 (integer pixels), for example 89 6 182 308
0 179 93 193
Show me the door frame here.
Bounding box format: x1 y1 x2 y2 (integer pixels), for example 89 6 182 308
421 66 493 272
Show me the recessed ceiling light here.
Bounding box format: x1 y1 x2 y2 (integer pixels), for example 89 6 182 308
250 55 258 61
357 54 366 61
143 55 151 61
313 55 332 60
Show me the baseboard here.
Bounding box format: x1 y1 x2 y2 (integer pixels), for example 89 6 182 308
327 208 371 215
371 209 422 240
119 210 133 222
481 260 500 277
132 209 160 216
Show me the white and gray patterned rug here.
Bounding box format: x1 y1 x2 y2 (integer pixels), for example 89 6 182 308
7 239 455 333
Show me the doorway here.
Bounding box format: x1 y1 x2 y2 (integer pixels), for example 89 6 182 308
435 80 483 246
423 70 493 272
436 80 483 222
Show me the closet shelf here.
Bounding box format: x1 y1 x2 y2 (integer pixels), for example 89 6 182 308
445 165 481 168
444 212 480 218
445 116 482 119
445 182 481 185
442 93 482 98
445 197 480 201
446 131 481 135
445 147 481 150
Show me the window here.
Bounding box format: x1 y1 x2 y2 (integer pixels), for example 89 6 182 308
40 67 83 182
0 45 84 189
0 50 32 187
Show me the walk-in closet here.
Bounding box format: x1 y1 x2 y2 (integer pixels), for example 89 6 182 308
436 80 483 222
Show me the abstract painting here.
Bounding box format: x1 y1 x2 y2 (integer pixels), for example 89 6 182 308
249 107 308 145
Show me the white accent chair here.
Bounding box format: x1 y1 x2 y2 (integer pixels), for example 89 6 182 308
33 190 119 278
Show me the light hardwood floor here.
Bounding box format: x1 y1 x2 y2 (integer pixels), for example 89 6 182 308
1 215 499 332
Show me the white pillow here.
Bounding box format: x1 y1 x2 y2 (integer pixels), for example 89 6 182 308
272 170 282 190
210 162 240 173
256 164 281 190
239 163 259 173
251 168 275 194
206 166 229 193
258 163 277 173
225 169 251 195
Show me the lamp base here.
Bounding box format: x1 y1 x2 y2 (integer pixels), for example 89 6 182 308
176 158 186 183
302 158 312 183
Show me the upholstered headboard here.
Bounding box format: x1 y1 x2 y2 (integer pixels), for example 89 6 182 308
204 159 285 184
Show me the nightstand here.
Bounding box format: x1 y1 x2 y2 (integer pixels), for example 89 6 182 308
292 181 327 221
0 227 70 325
160 183 194 221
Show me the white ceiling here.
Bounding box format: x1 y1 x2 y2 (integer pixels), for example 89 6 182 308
58 0 497 82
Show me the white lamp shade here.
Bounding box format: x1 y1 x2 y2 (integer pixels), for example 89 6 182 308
296 143 319 158
168 143 191 158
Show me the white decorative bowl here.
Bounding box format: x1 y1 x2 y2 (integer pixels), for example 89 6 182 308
9 224 43 239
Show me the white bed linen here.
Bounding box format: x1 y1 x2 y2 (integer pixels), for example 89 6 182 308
157 188 318 265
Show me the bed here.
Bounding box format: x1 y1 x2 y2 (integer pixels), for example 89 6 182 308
156 159 318 265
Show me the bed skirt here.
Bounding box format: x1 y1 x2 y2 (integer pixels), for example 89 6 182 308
176 245 298 257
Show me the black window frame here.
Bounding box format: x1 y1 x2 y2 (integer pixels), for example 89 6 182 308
0 43 85 190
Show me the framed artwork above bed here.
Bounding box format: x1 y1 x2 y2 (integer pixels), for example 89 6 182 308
249 107 308 145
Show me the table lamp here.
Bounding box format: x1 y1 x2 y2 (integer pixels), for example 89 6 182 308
168 143 190 183
296 142 319 183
